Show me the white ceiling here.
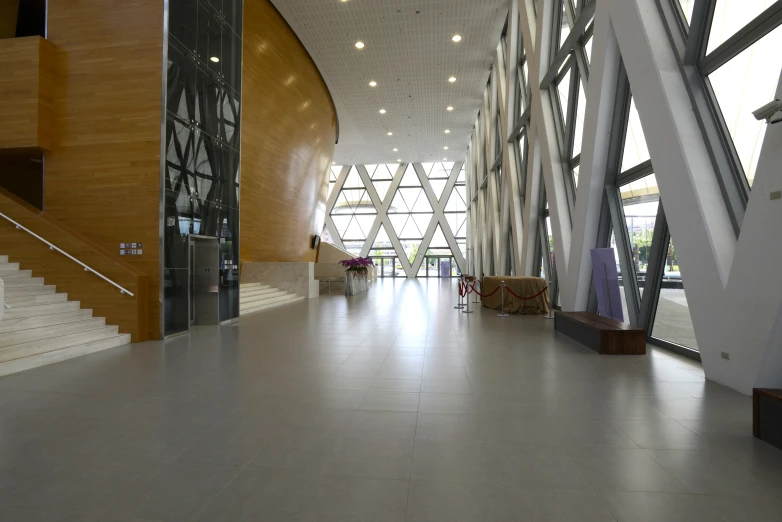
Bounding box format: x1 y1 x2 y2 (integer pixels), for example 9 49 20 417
269 0 510 166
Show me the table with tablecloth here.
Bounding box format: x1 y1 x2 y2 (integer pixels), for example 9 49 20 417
478 276 550 314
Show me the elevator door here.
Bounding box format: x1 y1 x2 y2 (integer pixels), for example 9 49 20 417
190 236 220 325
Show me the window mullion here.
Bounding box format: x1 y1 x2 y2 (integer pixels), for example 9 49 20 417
683 0 714 65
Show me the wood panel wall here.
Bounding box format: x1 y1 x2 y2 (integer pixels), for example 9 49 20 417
0 36 56 150
0 188 148 341
240 0 337 264
44 0 163 339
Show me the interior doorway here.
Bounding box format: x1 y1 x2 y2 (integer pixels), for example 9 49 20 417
189 235 220 326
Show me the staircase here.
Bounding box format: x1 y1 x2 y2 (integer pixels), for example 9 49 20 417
240 282 304 316
0 255 131 377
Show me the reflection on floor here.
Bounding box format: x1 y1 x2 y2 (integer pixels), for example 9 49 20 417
0 278 779 521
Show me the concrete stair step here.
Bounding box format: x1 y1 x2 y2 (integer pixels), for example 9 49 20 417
0 325 119 363
240 287 282 299
3 301 81 319
0 270 33 279
0 262 20 272
3 277 44 287
5 293 68 307
4 285 57 298
0 318 107 348
0 310 94 334
0 333 131 378
240 294 304 315
240 290 289 306
240 282 268 290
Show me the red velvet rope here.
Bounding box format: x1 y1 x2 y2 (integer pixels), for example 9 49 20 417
469 284 500 298
458 282 467 298
503 285 549 301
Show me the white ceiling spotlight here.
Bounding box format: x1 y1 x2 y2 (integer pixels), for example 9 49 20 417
443 157 448 161
387 132 393 136
397 159 402 162
379 109 387 114
452 35 462 42
444 129 451 134
368 81 377 87
210 56 220 63
444 146 449 150
355 41 365 49
446 106 454 111
392 148 398 152
448 76 457 83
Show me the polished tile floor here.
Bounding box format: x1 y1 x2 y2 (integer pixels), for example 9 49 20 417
1 278 781 521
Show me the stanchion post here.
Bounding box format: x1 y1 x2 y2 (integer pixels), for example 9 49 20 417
454 277 465 309
497 280 509 317
544 279 555 320
462 277 474 314
473 278 480 303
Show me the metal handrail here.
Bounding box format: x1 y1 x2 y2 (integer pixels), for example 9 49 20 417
0 212 134 297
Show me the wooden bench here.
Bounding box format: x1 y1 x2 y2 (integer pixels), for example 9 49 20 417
753 389 782 450
554 311 646 355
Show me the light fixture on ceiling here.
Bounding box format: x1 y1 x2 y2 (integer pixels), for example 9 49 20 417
448 76 457 83
452 35 462 42
444 146 449 150
443 157 448 161
368 81 377 87
379 109 387 114
392 148 398 152
444 129 451 134
387 132 393 136
397 159 402 162
446 106 454 111
355 41 365 49
210 56 220 63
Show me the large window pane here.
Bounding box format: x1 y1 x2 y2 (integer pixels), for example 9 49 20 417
707 0 777 55
572 80 587 158
652 237 698 351
620 174 660 296
708 23 782 187
621 97 651 172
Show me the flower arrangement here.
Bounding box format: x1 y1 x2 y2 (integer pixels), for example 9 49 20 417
339 256 374 273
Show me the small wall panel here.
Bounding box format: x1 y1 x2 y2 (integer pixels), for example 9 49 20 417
0 36 56 151
240 0 337 264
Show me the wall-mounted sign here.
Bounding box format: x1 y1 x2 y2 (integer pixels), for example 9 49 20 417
120 242 144 256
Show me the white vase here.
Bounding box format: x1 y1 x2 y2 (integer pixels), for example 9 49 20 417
345 270 369 296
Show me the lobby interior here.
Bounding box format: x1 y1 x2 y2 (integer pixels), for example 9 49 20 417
1 0 782 520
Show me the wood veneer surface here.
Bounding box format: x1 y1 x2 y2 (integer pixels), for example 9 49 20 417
240 0 337 264
44 0 163 339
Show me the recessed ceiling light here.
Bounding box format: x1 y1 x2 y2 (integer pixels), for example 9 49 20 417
452 35 462 42
355 41 365 49
369 81 377 87
332 161 336 164
443 157 448 160
446 106 454 111
210 56 220 63
397 159 402 162
444 146 449 150
448 76 457 83
379 109 387 114
387 132 393 136
392 148 398 152
444 129 451 134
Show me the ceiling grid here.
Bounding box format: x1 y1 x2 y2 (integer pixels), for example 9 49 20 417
270 0 510 165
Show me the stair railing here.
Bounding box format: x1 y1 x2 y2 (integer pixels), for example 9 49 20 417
0 212 134 297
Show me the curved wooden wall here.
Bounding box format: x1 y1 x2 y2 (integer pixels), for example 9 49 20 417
240 0 337 264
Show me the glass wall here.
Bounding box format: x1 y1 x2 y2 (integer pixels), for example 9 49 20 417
652 237 697 350
164 0 243 335
326 162 467 278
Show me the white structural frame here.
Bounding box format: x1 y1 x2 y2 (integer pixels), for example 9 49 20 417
325 162 467 279
466 0 782 395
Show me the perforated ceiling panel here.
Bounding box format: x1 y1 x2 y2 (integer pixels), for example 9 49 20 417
269 0 509 165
